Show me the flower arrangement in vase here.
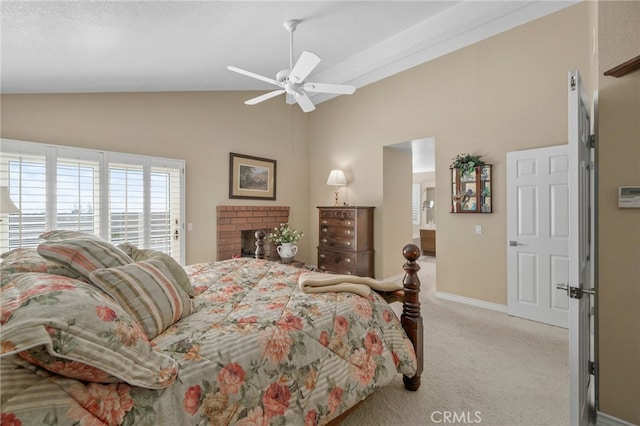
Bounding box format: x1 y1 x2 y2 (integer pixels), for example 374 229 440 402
268 223 304 263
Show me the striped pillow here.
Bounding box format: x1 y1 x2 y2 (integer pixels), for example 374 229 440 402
89 259 193 339
37 238 133 282
117 243 193 296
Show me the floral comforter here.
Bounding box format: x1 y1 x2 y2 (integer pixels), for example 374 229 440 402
1 258 417 425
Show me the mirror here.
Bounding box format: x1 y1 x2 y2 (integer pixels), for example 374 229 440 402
424 186 436 225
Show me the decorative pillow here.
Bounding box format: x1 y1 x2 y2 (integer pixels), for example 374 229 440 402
89 259 193 339
39 230 103 242
0 247 83 282
37 238 133 282
0 272 178 389
118 243 193 296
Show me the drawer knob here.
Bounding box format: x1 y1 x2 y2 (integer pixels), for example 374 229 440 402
345 221 352 226
345 258 351 263
319 253 325 258
322 227 328 232
319 266 326 271
345 242 351 247
346 271 352 275
321 238 328 243
321 220 328 225
345 230 352 235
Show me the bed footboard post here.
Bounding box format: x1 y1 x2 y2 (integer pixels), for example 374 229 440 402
401 243 423 391
255 230 266 259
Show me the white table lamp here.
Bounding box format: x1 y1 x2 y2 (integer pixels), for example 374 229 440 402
0 186 19 214
326 170 346 206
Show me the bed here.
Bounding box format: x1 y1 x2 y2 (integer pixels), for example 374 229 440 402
0 231 423 425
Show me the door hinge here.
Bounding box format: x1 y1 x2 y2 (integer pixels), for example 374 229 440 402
570 75 577 91
589 135 596 149
589 361 598 376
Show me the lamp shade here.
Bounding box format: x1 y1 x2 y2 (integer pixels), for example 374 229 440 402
326 170 346 186
0 186 19 213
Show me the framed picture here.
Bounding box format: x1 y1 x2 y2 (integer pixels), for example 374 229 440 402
229 152 277 200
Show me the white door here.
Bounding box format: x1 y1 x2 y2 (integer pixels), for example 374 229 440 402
507 145 570 328
566 70 596 425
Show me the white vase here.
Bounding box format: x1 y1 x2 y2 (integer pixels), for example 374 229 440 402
277 243 298 263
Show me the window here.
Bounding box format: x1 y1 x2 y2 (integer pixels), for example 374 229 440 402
0 139 185 263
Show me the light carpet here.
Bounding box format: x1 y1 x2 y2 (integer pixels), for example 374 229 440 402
341 257 569 426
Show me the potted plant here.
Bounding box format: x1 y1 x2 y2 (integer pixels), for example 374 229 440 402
268 223 304 263
450 153 485 177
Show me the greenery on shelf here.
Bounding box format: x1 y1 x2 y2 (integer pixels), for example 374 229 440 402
450 153 485 177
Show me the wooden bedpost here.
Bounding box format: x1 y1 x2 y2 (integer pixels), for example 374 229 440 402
401 243 423 391
255 230 265 259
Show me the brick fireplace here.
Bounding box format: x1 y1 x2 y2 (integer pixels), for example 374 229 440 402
216 205 290 261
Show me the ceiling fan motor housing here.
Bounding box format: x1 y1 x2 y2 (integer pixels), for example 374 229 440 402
276 69 302 95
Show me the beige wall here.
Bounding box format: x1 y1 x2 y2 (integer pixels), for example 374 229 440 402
0 92 312 265
597 1 640 423
382 146 413 277
308 3 592 300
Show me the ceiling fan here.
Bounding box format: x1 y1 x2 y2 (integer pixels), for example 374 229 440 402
227 20 356 113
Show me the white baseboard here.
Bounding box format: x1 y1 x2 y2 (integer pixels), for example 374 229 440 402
436 291 508 313
598 412 638 426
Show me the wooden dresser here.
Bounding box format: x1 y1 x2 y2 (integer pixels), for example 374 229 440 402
317 206 375 277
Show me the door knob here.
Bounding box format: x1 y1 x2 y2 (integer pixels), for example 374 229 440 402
556 283 596 299
509 240 526 246
556 283 569 297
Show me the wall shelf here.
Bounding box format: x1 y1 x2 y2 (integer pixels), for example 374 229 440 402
604 55 640 78
450 165 492 213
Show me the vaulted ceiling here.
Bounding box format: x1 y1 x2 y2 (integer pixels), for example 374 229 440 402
1 0 577 105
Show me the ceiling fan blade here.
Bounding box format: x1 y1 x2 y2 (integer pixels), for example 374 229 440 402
227 66 279 86
303 82 356 95
245 89 286 105
289 51 321 83
295 92 316 113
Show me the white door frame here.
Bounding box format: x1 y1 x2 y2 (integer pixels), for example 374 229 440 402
566 69 596 426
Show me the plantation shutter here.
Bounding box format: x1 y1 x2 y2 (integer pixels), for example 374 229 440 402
1 139 185 263
412 182 421 225
149 161 182 259
0 141 47 250
56 147 102 235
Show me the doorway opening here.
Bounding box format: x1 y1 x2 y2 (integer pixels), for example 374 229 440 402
384 136 436 297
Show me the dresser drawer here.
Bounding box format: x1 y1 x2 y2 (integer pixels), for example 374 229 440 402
319 234 356 250
319 209 355 220
320 224 356 239
317 250 356 274
319 216 356 228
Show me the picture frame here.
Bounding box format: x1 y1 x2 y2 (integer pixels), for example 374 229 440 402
229 152 277 200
